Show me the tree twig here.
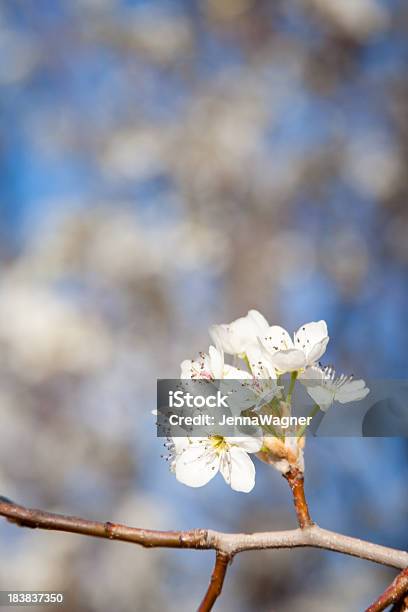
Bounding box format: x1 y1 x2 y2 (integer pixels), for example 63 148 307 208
391 594 408 611
198 551 231 612
0 499 407 569
366 568 408 612
283 468 313 528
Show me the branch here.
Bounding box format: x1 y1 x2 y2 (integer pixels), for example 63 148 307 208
366 568 408 612
198 552 231 612
391 595 408 611
0 499 407 569
0 497 208 549
283 468 313 528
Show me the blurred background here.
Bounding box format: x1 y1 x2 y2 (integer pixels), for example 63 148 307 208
0 0 407 610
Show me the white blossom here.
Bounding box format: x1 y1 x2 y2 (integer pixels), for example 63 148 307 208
245 342 277 380
171 434 262 492
300 365 369 411
259 320 329 374
162 312 369 486
209 309 269 358
180 345 251 380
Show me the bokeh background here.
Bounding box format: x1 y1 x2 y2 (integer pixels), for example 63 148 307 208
0 0 407 610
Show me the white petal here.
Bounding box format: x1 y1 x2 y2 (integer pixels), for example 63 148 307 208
180 353 212 380
209 345 224 379
247 309 269 332
225 435 263 453
259 326 304 373
180 359 193 379
335 380 369 404
260 325 294 352
269 349 306 373
246 343 276 379
294 321 329 364
305 385 334 411
175 443 220 487
222 364 252 380
230 317 264 353
306 337 330 364
253 381 280 411
271 458 291 474
210 312 270 356
220 382 257 414
298 365 325 384
171 436 193 455
209 324 236 355
220 447 256 492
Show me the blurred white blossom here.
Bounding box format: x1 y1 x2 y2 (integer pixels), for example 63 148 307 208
0 284 112 381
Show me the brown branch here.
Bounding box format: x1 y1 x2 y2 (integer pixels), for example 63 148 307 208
391 594 408 611
198 552 231 612
0 499 407 569
283 468 313 528
0 498 209 549
366 568 408 612
1 497 408 610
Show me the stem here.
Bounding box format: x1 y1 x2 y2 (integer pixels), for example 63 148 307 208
262 424 283 440
243 354 251 372
198 552 231 612
286 371 298 404
297 403 320 438
283 468 313 529
391 596 408 611
366 568 408 612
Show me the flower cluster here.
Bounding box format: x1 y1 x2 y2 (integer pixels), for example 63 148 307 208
164 311 369 493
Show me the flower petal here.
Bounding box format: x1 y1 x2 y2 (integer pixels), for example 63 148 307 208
219 447 256 492
298 365 325 383
225 435 263 453
175 443 220 487
336 379 370 404
294 321 329 364
219 382 258 415
208 345 224 379
260 326 294 352
305 385 334 411
269 349 306 373
210 311 270 356
247 309 269 332
209 324 236 355
171 436 193 454
307 337 330 364
246 343 276 379
180 359 194 379
180 353 212 380
222 364 253 380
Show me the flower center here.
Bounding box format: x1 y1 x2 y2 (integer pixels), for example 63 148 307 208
209 435 228 452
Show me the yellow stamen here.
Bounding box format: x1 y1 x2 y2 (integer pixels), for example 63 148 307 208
209 435 228 452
